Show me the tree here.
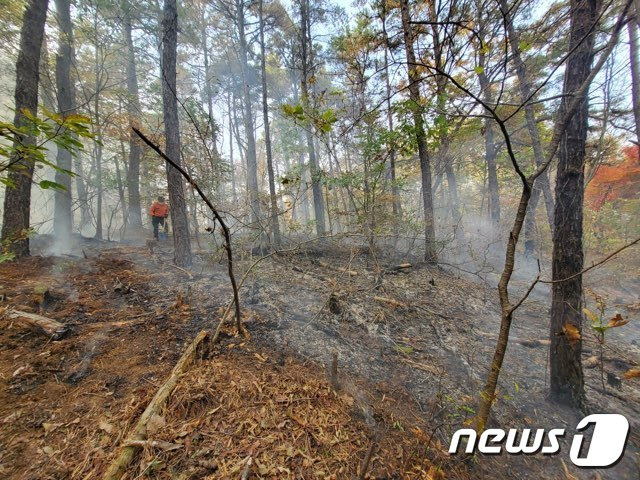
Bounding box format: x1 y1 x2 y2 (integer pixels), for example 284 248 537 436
235 0 262 226
428 0 460 226
299 0 327 236
1 0 49 257
122 0 143 231
53 0 75 243
377 2 402 228
161 0 192 266
475 0 500 224
90 4 105 240
259 0 282 247
550 0 603 406
629 14 640 157
500 0 555 255
400 0 437 262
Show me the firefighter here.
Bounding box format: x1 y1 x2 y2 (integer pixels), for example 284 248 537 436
149 196 169 240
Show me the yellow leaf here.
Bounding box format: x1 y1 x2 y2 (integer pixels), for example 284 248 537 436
562 323 581 344
624 367 640 379
607 313 629 328
582 308 599 324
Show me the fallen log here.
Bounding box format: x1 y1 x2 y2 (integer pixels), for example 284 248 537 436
5 309 68 339
384 263 412 274
102 330 208 480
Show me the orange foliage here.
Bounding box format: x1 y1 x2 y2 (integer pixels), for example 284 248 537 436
586 145 640 210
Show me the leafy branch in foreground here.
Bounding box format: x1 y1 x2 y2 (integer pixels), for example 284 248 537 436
0 106 94 190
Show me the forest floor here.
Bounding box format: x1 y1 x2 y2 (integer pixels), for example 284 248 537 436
0 234 638 479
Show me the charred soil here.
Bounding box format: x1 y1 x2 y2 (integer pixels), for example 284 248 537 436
0 239 638 479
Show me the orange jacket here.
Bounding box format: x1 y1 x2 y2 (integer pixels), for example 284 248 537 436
150 202 169 218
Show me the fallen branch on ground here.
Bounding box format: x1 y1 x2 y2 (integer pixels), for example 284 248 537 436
101 330 208 480
5 309 68 339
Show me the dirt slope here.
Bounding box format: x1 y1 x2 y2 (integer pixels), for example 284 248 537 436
0 239 638 479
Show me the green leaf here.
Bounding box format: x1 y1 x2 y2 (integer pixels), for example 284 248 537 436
474 66 484 75
393 345 414 355
518 41 532 52
39 180 67 191
592 324 608 334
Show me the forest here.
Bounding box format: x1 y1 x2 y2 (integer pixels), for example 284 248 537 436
0 0 639 478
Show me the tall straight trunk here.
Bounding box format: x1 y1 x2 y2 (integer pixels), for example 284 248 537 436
629 19 640 158
300 0 326 236
201 19 221 203
1 0 49 257
236 0 261 225
326 136 341 232
53 0 74 242
40 38 58 113
227 94 238 207
400 0 437 262
259 0 281 247
231 89 250 226
429 2 459 224
94 132 103 239
381 8 402 227
114 155 127 239
288 67 309 223
501 0 555 254
161 0 192 266
123 1 143 230
74 155 90 230
550 0 601 406
477 53 500 224
93 12 103 240
118 133 130 231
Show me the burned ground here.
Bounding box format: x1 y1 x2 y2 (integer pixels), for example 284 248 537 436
0 238 638 479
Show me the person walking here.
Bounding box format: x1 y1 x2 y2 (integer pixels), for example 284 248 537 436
149 196 169 240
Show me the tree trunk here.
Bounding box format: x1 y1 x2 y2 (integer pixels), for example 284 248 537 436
477 53 500 224
236 0 261 226
161 0 192 266
91 10 104 240
1 0 49 257
202 22 222 205
501 0 555 254
288 67 310 224
74 155 90 231
429 2 459 226
123 1 143 231
300 0 326 236
94 138 103 240
227 93 238 207
114 155 127 240
550 0 601 407
53 0 74 243
381 7 402 230
629 18 640 158
259 0 281 247
400 0 437 262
